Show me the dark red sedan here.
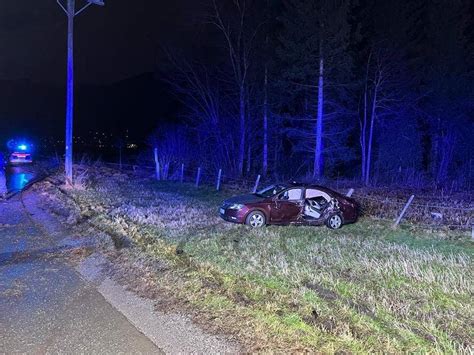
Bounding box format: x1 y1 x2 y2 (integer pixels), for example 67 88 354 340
219 183 358 229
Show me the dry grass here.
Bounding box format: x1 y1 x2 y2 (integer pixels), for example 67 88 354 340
50 170 474 353
350 187 473 229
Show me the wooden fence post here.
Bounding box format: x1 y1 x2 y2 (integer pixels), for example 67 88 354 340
393 194 415 228
216 169 222 191
153 148 160 181
346 188 354 197
180 163 184 183
195 167 201 187
253 174 261 193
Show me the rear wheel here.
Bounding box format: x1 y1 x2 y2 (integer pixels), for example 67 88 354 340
326 214 343 229
246 211 266 228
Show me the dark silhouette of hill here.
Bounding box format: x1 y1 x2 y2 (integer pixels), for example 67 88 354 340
0 73 178 147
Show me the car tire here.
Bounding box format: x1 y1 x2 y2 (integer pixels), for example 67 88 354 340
326 213 343 229
245 210 266 228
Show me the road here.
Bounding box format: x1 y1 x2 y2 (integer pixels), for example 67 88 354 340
0 166 160 353
4 164 36 193
0 165 239 354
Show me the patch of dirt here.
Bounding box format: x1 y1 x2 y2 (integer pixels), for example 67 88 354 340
305 282 376 318
305 282 339 301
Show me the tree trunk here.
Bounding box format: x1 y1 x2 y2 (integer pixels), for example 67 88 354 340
360 52 371 182
246 144 251 174
365 81 378 186
238 85 246 175
273 139 279 176
313 50 324 179
360 87 367 181
263 65 268 177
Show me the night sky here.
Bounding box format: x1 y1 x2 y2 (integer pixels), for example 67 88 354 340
0 1 205 145
0 0 196 84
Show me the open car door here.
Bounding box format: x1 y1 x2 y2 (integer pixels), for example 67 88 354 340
270 188 304 223
301 189 333 225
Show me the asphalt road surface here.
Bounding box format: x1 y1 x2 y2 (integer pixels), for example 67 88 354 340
4 164 37 193
0 189 160 353
0 165 238 353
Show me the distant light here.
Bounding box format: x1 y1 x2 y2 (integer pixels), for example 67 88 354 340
18 144 28 151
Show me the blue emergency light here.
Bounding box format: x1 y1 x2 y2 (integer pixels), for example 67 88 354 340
7 139 33 153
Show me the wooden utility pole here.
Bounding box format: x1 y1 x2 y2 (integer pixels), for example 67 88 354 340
57 0 104 185
64 0 75 185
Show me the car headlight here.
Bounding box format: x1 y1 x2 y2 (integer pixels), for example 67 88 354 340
228 203 244 210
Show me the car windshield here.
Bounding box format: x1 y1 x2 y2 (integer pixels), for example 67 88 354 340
255 184 287 198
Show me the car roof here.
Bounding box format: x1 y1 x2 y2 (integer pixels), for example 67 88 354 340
263 183 350 200
287 181 332 190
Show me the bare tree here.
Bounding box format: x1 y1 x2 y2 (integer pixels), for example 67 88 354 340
360 51 371 182
163 51 238 171
364 54 382 186
148 124 192 178
277 0 352 179
262 63 269 176
360 46 414 185
209 0 262 175
314 39 324 178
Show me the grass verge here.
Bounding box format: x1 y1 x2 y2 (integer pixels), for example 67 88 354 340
47 170 473 353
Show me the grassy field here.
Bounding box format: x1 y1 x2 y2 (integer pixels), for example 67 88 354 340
56 169 473 353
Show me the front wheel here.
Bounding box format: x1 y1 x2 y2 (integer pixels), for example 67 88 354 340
326 214 343 229
246 211 266 228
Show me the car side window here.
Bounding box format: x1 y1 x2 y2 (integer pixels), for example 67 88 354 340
278 188 303 201
305 189 330 202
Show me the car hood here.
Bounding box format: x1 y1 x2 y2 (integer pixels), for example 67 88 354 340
223 194 266 205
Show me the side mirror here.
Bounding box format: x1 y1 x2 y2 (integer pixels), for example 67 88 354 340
273 198 280 208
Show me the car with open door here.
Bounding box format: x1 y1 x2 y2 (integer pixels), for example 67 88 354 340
219 183 358 229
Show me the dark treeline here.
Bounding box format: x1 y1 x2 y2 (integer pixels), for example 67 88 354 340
153 0 474 189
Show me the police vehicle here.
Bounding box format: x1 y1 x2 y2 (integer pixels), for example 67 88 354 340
7 140 34 165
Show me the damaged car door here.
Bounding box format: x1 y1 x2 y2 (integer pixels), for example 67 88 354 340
302 188 332 223
270 188 304 224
